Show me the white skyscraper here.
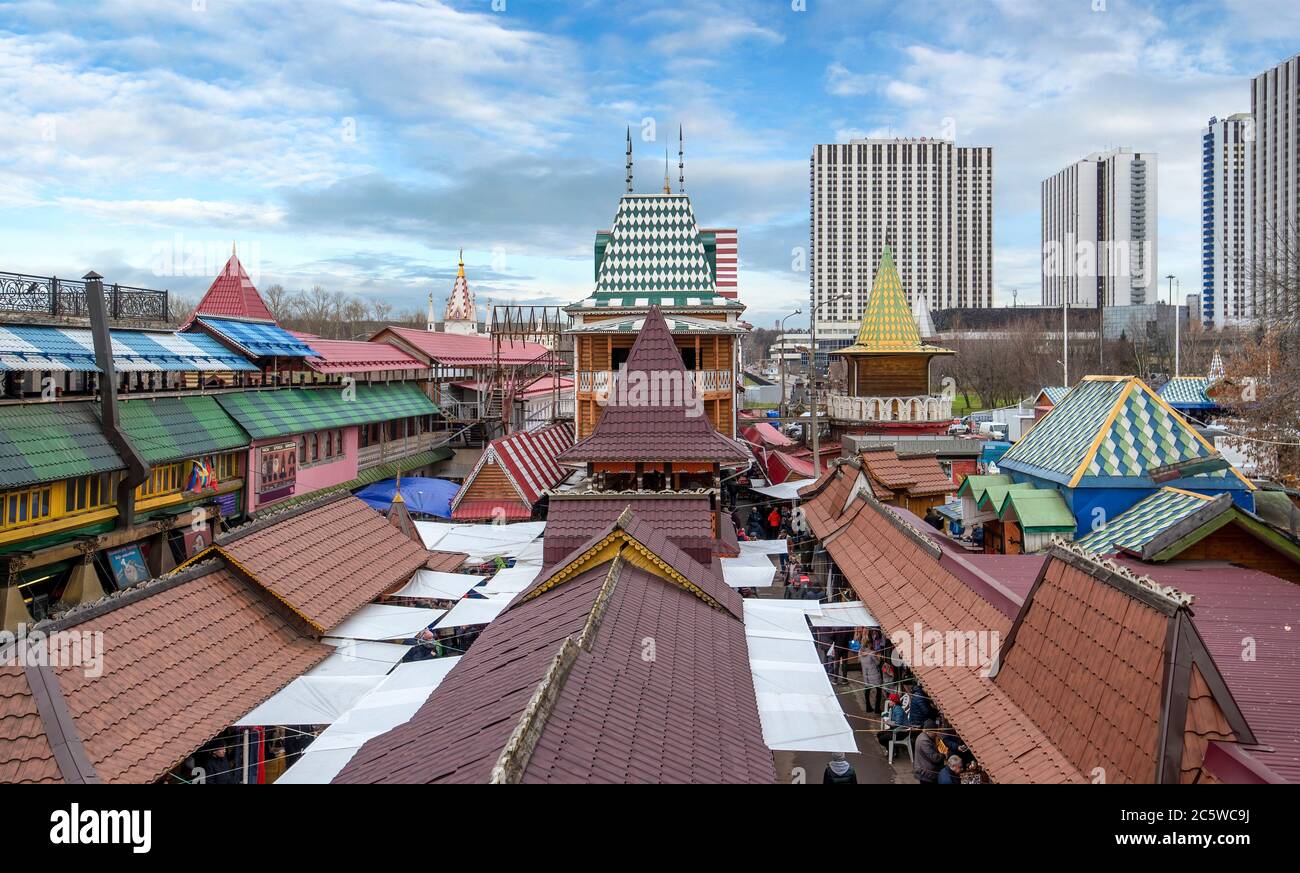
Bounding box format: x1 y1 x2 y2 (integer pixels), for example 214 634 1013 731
1041 148 1158 309
1201 114 1253 328
809 138 993 354
1251 53 1300 318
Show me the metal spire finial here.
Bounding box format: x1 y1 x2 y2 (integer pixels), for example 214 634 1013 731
678 125 684 193
625 127 633 194
663 147 671 194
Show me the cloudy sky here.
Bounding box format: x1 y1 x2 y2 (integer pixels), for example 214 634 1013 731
2 0 1298 328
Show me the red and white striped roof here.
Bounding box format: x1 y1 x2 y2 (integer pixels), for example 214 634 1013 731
707 228 738 299
452 421 574 512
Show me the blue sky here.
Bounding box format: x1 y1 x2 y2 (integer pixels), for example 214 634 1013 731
1 0 1298 328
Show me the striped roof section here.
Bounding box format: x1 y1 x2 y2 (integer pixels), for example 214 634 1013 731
0 324 257 372
116 395 249 464
568 312 744 334
216 383 439 440
452 421 573 513
0 402 123 488
1074 487 1216 555
194 317 317 359
1157 376 1215 409
593 195 715 294
999 376 1251 489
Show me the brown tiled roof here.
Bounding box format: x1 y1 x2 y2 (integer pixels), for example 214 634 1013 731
802 480 1083 783
425 550 469 573
0 666 61 784
335 551 773 784
558 307 749 465
213 495 430 633
797 461 862 537
2 566 330 784
544 493 719 565
860 448 953 497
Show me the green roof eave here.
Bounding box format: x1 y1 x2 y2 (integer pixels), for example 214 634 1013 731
956 474 1012 501
1148 507 1300 565
216 383 440 440
116 395 250 464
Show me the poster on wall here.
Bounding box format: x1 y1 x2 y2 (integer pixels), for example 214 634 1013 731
256 442 297 505
106 545 150 590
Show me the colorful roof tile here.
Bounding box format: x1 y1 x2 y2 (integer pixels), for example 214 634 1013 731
592 194 715 295
0 324 257 373
956 473 1013 502
1158 376 1215 409
0 402 123 489
194 317 318 359
559 307 749 465
444 253 475 323
996 488 1076 533
835 247 952 356
115 395 248 465
304 339 425 375
451 422 573 516
216 383 439 440
1075 487 1218 555
1208 349 1225 383
192 251 277 322
998 376 1252 489
1037 386 1070 406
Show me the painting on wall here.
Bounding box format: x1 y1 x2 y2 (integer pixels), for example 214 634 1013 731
256 442 297 505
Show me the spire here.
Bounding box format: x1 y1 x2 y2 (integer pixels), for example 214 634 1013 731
457 248 465 278
625 127 633 194
663 147 671 194
851 246 925 352
443 252 477 335
678 125 684 193
426 291 435 332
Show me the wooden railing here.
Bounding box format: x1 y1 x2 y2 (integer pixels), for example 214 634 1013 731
357 430 448 470
827 394 954 423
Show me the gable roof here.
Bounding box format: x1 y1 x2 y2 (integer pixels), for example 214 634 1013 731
996 488 1077 534
1158 376 1216 409
376 326 551 367
999 376 1253 489
304 339 425 374
1037 386 1070 406
834 246 953 356
859 447 953 497
192 316 318 359
543 492 719 566
451 421 573 514
191 251 277 323
558 307 749 465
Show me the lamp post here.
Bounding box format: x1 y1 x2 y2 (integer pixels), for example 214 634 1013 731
778 308 801 418
810 291 853 477
1165 274 1176 376
1175 277 1181 377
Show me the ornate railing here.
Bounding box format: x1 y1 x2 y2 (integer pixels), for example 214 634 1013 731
577 369 733 394
0 271 169 321
828 393 953 423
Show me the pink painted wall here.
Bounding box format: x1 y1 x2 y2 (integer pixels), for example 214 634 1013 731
245 426 361 513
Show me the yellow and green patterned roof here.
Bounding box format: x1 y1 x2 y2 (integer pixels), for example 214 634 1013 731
1074 487 1216 554
999 376 1253 490
836 247 953 356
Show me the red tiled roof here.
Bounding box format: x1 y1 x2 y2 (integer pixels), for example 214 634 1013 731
191 252 276 323
213 496 431 633
558 307 749 465
377 326 552 367
335 545 772 783
801 478 1083 783
543 494 719 566
28 567 330 784
452 422 572 514
451 500 532 521
1130 560 1300 783
0 666 61 784
742 422 795 449
304 339 425 374
860 447 953 497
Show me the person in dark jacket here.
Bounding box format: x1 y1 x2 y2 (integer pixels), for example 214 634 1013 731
938 755 963 784
907 683 932 727
823 752 857 784
913 720 944 784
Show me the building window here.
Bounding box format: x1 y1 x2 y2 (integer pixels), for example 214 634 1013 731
2 485 54 530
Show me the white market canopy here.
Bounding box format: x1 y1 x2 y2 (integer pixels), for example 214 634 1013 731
435 595 512 630
478 564 541 596
311 640 412 677
808 601 879 628
721 559 777 588
235 675 380 727
742 600 857 754
326 604 444 641
415 520 547 562
390 570 485 601
752 481 811 501
276 657 462 785
738 539 790 557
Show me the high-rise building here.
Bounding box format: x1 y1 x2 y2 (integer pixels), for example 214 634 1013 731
1041 148 1158 309
1201 114 1253 328
1251 53 1300 318
809 138 993 357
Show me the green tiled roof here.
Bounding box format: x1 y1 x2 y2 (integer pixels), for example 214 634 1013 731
1157 376 1214 408
0 402 123 489
998 488 1076 533
216 383 440 440
999 377 1249 488
1074 487 1215 554
115 395 249 464
976 481 1037 512
956 474 1012 502
593 194 715 294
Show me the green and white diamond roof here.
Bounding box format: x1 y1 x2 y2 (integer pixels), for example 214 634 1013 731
1157 376 1215 409
1074 487 1216 555
999 376 1253 490
571 194 744 313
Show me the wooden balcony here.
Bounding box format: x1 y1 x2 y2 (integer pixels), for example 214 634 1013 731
576 369 733 396
357 430 448 470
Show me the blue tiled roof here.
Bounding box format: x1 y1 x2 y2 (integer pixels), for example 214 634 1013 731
195 317 317 358
0 324 258 372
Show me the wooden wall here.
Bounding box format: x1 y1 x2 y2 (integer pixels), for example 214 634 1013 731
1171 522 1300 585
850 355 931 397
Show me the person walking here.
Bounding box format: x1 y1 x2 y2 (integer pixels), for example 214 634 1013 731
823 752 857 784
857 627 885 713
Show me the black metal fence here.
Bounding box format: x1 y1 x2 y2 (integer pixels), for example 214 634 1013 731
0 271 169 321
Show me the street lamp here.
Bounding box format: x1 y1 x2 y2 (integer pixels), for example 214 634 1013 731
778 308 801 418
1165 273 1177 377
810 291 853 477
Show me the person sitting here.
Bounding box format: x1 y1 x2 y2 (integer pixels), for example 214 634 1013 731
913 720 945 784
823 752 857 784
938 755 964 784
923 507 943 530
970 524 985 548
907 682 932 728
876 692 910 749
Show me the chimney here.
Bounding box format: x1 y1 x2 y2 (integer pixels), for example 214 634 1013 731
83 271 150 529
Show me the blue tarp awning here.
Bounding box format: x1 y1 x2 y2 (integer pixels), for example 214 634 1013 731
355 477 459 519
194 316 317 358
